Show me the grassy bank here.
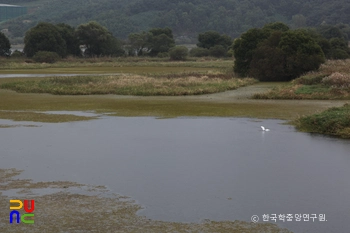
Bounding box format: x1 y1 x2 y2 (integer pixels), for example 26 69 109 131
0 73 256 96
0 56 234 72
294 104 350 138
253 59 350 100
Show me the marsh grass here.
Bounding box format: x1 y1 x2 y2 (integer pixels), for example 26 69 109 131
0 56 233 71
0 111 97 123
0 74 256 96
294 104 350 138
294 85 330 95
0 83 343 122
253 59 350 100
0 124 39 128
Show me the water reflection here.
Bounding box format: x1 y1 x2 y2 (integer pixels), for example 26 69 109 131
0 116 349 233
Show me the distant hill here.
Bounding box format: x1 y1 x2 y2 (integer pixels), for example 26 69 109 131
1 0 349 42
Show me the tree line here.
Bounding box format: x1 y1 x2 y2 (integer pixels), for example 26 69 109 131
2 0 350 42
1 21 235 59
1 21 349 82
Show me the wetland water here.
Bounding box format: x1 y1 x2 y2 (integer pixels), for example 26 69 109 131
1 115 350 233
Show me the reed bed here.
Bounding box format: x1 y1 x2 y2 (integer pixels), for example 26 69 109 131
0 73 256 96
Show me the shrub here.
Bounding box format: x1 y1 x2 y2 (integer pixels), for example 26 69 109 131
33 51 60 63
226 49 234 57
24 22 67 57
330 49 350 60
295 104 350 138
189 47 209 57
209 45 226 57
234 24 325 81
233 28 270 76
169 46 188 60
11 50 24 58
157 52 169 58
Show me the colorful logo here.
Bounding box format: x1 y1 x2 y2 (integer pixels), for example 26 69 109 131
9 200 35 224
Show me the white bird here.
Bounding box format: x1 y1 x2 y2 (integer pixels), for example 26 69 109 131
261 126 270 131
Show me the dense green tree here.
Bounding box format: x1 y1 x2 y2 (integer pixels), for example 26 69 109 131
128 31 151 56
330 49 350 59
56 23 81 56
300 27 349 59
329 38 350 59
147 27 175 56
277 30 325 80
249 32 286 81
318 25 347 40
329 37 349 50
197 31 221 49
336 24 350 40
263 22 290 32
234 23 325 81
233 28 270 76
76 21 124 57
0 32 11 57
105 37 125 57
149 27 173 39
197 31 232 50
24 22 67 57
127 28 175 56
316 38 332 58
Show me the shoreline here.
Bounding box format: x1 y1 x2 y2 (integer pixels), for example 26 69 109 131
0 83 347 122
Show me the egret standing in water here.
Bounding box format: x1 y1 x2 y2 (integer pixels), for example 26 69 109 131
261 126 270 131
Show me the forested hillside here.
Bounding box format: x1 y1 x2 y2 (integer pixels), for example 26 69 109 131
1 0 350 41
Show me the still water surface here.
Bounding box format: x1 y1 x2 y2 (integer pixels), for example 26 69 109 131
1 116 350 233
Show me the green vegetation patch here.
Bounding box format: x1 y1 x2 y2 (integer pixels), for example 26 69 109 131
0 74 257 96
294 104 350 138
0 57 233 72
294 85 330 95
0 111 96 123
0 124 39 128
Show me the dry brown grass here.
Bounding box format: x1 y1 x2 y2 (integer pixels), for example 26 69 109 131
321 72 350 89
319 59 350 74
